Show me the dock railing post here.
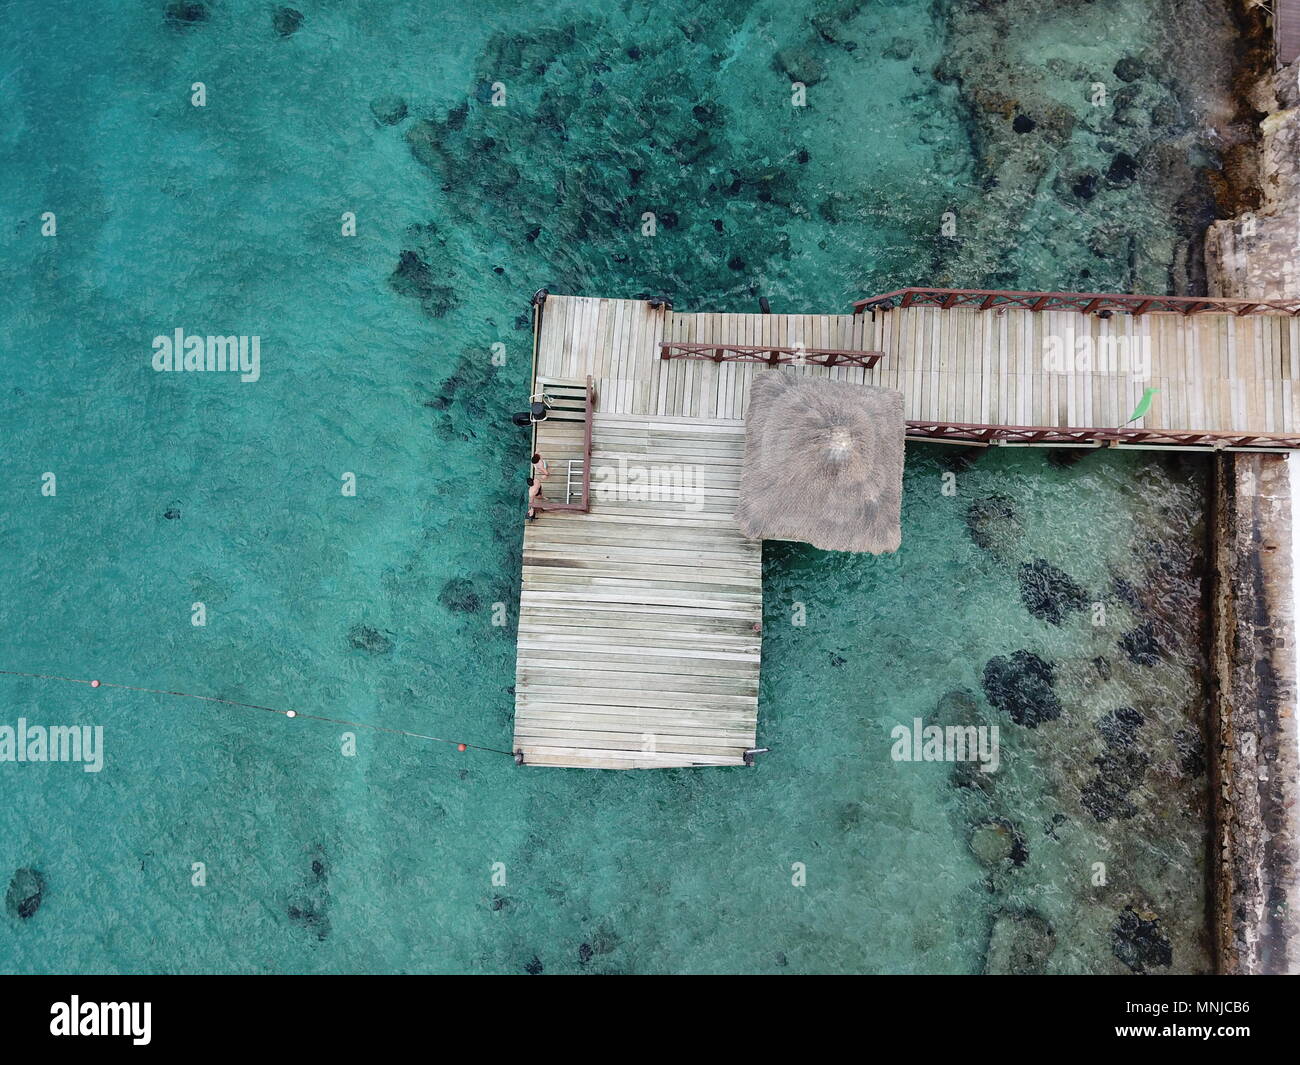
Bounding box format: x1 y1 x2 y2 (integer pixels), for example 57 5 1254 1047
580 374 594 512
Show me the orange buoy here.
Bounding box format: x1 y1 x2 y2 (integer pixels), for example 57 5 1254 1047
90 679 101 688
457 743 467 752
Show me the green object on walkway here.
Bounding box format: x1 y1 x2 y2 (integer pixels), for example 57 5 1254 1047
1125 387 1159 425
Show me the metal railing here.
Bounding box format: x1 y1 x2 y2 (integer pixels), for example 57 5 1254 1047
906 419 1300 450
853 287 1300 317
659 342 885 368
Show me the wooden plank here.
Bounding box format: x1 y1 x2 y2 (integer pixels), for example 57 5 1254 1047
518 747 746 769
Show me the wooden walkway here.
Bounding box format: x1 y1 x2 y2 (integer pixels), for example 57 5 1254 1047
536 295 1298 438
514 292 1299 769
516 410 761 768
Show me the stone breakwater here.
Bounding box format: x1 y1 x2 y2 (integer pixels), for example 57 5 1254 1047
1207 62 1300 297
1204 26 1300 975
1207 454 1297 974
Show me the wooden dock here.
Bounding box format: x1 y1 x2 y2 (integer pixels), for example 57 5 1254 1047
517 406 761 769
533 294 1296 439
514 291 1299 769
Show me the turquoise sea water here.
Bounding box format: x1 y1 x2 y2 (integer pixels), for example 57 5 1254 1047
0 0 1235 972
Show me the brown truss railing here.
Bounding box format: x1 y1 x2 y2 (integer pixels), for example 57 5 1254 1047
531 375 595 514
853 288 1300 317
906 420 1300 450
659 342 885 368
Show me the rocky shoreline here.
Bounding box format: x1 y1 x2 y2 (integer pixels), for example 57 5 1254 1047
1205 7 1300 975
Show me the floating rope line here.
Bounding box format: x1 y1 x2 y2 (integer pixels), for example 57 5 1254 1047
0 669 515 758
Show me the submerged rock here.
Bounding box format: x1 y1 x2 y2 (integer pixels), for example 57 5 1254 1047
438 578 482 614
951 756 996 795
389 250 459 318
1096 706 1144 749
1017 559 1088 625
524 955 544 975
773 45 827 86
968 819 1028 868
1070 172 1099 201
1136 531 1200 584
1080 747 1149 822
1175 727 1206 777
578 942 593 964
1111 576 1143 611
164 2 208 27
273 7 303 36
421 351 501 441
6 868 44 920
370 95 408 126
985 910 1055 974
287 846 330 941
164 506 181 520
1105 151 1139 188
1118 619 1162 666
964 494 1023 558
286 897 330 940
1111 907 1172 973
981 650 1061 727
348 624 393 655
1113 56 1147 83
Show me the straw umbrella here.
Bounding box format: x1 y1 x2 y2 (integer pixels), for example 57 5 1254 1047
734 371 905 553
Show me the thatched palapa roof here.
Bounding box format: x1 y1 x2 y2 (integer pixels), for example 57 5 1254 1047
734 371 905 554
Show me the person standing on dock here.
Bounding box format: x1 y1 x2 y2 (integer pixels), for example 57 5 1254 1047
525 453 550 521
526 476 540 521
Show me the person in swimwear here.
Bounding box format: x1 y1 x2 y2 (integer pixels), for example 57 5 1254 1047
526 475 541 520
526 453 550 521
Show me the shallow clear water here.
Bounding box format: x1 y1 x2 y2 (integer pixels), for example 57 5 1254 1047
0 0 1231 972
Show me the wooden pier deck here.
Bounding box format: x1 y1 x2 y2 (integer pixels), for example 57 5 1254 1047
535 294 1297 439
514 291 1299 769
517 409 761 768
